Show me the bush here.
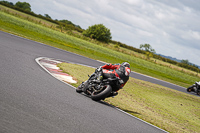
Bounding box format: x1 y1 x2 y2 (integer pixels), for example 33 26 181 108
83 24 112 43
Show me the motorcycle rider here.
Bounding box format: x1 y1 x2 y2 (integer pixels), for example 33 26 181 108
187 81 200 95
96 62 131 96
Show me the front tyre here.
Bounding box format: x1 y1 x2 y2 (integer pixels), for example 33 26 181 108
91 85 112 101
76 82 84 93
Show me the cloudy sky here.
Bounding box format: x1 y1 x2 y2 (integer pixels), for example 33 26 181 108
8 0 200 66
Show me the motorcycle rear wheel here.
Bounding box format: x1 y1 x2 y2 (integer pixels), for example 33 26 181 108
91 85 112 101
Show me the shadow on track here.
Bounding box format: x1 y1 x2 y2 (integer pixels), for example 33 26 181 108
98 100 141 115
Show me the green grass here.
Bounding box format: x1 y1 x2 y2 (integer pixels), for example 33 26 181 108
58 62 200 133
0 7 200 88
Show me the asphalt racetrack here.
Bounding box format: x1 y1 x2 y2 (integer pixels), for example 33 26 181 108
0 30 190 133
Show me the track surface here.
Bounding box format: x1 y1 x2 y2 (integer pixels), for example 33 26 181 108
0 30 187 133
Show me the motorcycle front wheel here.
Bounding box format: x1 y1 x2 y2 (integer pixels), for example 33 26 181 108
76 81 89 93
76 83 83 93
91 85 112 101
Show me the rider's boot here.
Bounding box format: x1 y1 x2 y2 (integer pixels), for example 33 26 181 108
112 91 118 97
108 91 118 97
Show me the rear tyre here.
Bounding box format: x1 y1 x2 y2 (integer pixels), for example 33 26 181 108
91 85 112 101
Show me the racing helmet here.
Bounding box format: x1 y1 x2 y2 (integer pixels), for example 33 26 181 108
121 62 130 68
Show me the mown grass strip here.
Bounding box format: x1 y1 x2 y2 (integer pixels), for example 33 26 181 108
58 62 200 133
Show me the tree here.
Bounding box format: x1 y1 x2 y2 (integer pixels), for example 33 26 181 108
44 14 51 19
15 2 31 12
140 44 156 59
59 19 74 25
83 24 112 43
140 44 155 53
181 59 190 65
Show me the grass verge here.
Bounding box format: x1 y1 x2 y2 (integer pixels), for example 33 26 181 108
58 62 200 133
